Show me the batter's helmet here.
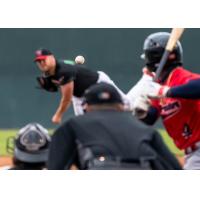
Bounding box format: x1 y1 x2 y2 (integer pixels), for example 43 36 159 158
141 32 183 72
7 123 51 163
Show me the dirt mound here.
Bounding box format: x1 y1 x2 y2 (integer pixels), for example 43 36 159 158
0 156 12 167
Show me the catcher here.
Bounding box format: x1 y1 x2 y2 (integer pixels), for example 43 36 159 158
6 123 51 170
34 48 129 124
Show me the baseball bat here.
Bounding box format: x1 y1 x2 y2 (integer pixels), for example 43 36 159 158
154 28 185 82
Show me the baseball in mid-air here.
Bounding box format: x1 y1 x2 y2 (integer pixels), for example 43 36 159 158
75 55 85 64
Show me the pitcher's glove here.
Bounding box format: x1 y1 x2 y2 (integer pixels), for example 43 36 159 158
36 76 58 92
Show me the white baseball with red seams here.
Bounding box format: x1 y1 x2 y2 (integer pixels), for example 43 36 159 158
75 55 85 64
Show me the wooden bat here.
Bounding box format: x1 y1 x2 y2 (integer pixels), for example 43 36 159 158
154 28 185 82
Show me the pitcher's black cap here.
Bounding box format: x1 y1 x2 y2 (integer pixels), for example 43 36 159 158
34 48 53 62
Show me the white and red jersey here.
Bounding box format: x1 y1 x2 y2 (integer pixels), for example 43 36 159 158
152 67 200 150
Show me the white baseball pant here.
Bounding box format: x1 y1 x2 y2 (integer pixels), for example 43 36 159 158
72 71 130 116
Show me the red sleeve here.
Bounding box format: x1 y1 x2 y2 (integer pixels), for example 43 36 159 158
167 67 200 87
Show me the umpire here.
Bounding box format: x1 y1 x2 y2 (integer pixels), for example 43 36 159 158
47 83 181 170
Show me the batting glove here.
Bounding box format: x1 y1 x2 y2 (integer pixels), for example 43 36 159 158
145 81 170 99
132 95 151 119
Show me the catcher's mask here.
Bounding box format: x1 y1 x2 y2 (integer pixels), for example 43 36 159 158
7 123 51 163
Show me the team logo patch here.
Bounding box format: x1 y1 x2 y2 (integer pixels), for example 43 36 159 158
161 100 181 120
182 124 192 139
35 50 42 56
98 92 110 100
51 76 65 86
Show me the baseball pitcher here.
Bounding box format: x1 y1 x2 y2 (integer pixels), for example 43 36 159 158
34 48 130 124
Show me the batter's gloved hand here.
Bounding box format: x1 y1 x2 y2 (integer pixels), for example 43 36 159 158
132 95 151 119
145 81 170 99
36 76 58 92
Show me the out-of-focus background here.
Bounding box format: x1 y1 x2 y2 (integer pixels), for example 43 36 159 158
1 28 199 128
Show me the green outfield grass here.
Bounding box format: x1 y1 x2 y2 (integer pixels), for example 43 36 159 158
0 129 184 157
0 130 54 156
158 129 184 156
0 130 17 156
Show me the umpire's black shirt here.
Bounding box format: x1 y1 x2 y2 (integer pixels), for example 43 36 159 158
47 60 98 97
47 110 181 170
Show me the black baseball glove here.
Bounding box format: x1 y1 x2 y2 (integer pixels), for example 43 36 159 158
36 76 58 92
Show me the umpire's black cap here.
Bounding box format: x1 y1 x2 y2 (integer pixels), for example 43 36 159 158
83 83 123 105
34 48 53 62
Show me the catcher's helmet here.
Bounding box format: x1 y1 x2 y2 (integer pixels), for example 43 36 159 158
7 123 51 163
141 32 183 72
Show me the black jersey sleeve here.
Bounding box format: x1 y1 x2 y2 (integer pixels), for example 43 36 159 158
55 62 77 85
